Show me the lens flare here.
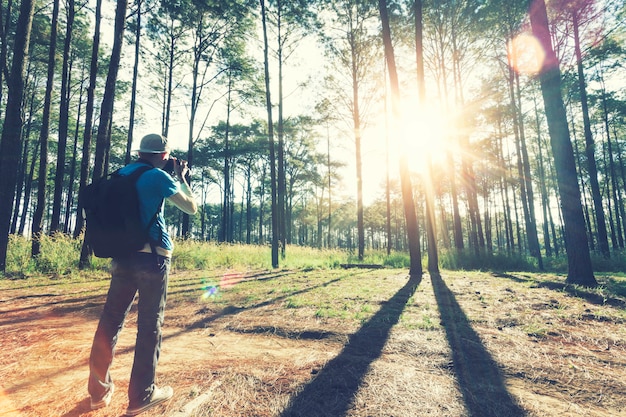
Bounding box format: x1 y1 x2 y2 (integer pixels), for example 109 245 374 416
200 271 245 300
201 279 219 299
508 33 545 75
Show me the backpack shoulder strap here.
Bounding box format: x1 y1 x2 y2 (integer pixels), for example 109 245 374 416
126 164 164 251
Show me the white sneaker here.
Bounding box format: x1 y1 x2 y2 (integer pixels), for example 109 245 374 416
125 385 174 416
90 382 114 410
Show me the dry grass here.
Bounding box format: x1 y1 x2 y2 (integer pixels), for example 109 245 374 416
0 268 625 416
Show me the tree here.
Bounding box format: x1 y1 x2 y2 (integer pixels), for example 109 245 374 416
528 0 596 286
379 0 422 278
260 0 279 267
569 0 611 259
79 0 128 267
0 0 36 271
32 0 60 257
49 0 76 234
322 0 381 261
74 0 102 243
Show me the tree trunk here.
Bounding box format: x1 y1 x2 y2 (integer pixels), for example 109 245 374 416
534 96 552 257
32 0 59 256
49 0 74 234
93 0 128 180
0 0 35 271
75 0 101 241
276 0 286 257
79 0 126 268
0 0 14 121
221 81 232 243
572 11 610 258
126 0 142 165
379 0 422 278
11 87 35 234
414 0 438 273
529 0 596 287
260 0 279 268
64 61 84 234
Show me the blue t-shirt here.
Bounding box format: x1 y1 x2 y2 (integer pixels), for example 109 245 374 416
118 162 179 251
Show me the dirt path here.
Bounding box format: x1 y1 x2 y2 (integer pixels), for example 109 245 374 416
1 269 625 417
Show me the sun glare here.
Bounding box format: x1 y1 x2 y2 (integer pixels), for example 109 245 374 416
508 33 545 75
395 100 456 175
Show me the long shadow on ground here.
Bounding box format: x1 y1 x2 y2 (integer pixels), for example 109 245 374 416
279 276 421 417
430 272 526 417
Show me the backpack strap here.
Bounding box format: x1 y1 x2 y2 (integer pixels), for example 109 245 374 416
123 164 163 254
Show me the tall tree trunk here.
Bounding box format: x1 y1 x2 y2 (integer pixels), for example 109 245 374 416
514 70 542 268
0 0 14 121
49 0 74 234
11 86 35 234
19 137 40 235
0 0 35 271
604 108 623 248
79 0 127 268
353 70 365 261
414 0 438 273
32 0 60 256
534 96 552 257
260 0 279 268
75 0 101 241
276 0 286 256
529 0 596 287
221 79 232 243
573 11 610 258
93 0 128 180
126 0 142 164
64 61 84 234
379 0 422 278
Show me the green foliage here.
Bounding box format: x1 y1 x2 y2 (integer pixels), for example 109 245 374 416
438 249 538 272
382 252 410 268
3 237 625 279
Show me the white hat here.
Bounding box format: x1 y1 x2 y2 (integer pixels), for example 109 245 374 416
137 133 170 153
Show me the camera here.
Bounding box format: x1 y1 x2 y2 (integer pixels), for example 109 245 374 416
163 157 178 174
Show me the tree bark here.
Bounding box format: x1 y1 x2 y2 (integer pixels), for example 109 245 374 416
0 0 35 271
260 0 279 267
32 0 60 256
79 0 126 268
74 0 102 241
49 0 74 234
529 0 596 286
379 0 422 278
573 11 610 258
126 0 142 165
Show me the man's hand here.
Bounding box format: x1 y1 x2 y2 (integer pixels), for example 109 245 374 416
174 159 190 182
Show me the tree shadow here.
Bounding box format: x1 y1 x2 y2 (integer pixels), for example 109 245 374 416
491 272 626 309
430 272 526 417
279 275 422 417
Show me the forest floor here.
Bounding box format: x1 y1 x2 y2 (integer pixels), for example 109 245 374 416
1 267 625 417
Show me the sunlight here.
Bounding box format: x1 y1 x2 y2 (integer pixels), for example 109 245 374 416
395 98 457 175
508 33 545 75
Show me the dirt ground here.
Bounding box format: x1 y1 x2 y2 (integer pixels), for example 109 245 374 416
1 268 625 417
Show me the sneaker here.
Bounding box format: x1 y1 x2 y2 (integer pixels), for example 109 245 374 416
90 383 114 410
125 385 174 416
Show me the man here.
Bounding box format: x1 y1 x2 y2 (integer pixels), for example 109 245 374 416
88 133 198 416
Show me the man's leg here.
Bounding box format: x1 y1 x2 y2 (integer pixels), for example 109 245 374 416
127 253 170 408
88 259 137 402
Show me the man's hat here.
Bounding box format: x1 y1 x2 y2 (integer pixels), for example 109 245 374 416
137 133 170 153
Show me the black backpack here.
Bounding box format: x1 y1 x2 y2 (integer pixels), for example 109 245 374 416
80 165 159 258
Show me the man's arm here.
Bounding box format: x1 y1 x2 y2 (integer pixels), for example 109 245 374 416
167 160 198 215
168 183 197 214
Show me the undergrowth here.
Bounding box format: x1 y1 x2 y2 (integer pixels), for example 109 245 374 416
2 234 625 279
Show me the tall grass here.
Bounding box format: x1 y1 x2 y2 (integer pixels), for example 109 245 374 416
3 235 625 278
